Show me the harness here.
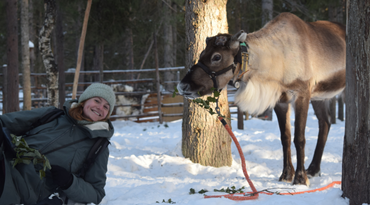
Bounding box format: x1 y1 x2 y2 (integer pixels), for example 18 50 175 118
196 61 236 92
194 42 249 115
195 42 249 91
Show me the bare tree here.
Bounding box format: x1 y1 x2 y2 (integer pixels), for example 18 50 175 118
342 0 370 204
182 0 232 167
258 0 274 121
328 0 346 124
21 0 32 111
125 28 135 79
55 1 65 108
262 0 273 26
163 0 176 91
4 0 20 113
39 0 58 107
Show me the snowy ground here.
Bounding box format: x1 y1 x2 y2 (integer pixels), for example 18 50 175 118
102 103 348 205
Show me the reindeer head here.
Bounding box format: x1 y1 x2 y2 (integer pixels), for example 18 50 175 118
177 31 247 99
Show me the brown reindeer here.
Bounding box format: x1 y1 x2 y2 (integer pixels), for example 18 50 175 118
177 12 346 186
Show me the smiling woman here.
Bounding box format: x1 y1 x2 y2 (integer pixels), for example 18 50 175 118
0 83 117 205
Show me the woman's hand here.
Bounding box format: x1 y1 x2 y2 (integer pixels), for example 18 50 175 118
50 165 73 189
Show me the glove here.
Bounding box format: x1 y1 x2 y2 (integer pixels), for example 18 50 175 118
51 165 73 190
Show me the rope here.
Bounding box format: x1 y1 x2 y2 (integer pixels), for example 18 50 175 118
204 116 341 201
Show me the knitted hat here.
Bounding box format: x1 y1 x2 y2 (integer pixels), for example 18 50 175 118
78 83 116 115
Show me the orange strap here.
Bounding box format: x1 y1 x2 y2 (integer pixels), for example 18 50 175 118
204 117 342 201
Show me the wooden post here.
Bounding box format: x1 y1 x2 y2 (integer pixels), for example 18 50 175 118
245 111 249 120
72 0 92 99
330 97 336 124
338 95 344 121
237 107 244 130
154 33 163 124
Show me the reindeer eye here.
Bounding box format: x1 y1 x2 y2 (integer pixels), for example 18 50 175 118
212 54 222 62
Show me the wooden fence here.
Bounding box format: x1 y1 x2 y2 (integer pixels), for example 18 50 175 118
0 66 186 122
0 66 343 128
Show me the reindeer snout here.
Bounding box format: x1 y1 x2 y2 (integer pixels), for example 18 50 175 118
176 83 186 95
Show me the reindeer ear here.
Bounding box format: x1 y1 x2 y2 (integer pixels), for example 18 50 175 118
230 30 247 49
231 30 247 41
206 37 211 45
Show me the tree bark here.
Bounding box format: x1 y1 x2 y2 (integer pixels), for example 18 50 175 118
342 0 370 204
4 0 20 114
182 0 232 167
39 0 58 108
21 0 32 111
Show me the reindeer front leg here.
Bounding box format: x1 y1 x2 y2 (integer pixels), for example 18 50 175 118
274 103 295 183
292 95 310 186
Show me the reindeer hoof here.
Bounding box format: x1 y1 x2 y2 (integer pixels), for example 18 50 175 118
279 167 295 183
292 170 310 186
306 170 321 179
306 166 321 179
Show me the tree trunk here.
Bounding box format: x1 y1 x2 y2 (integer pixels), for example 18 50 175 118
125 28 135 80
342 0 370 204
39 0 58 108
258 0 273 121
172 2 177 68
4 0 20 113
29 0 36 86
234 0 241 32
21 0 32 111
76 1 85 93
92 43 104 83
183 0 232 167
55 1 65 108
163 0 175 91
328 2 345 124
261 0 273 26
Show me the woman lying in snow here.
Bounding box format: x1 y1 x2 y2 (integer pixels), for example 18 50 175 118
0 83 116 205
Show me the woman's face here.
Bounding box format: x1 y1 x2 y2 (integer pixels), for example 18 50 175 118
82 97 110 121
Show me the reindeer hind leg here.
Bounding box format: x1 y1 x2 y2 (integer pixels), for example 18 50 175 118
306 100 331 178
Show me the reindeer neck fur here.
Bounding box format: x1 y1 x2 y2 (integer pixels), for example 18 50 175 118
234 15 292 114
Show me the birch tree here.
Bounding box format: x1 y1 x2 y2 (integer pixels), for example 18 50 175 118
39 0 58 107
182 0 232 167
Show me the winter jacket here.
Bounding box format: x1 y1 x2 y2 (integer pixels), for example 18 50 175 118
0 100 114 205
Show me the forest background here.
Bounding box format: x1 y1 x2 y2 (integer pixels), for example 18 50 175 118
0 0 345 110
